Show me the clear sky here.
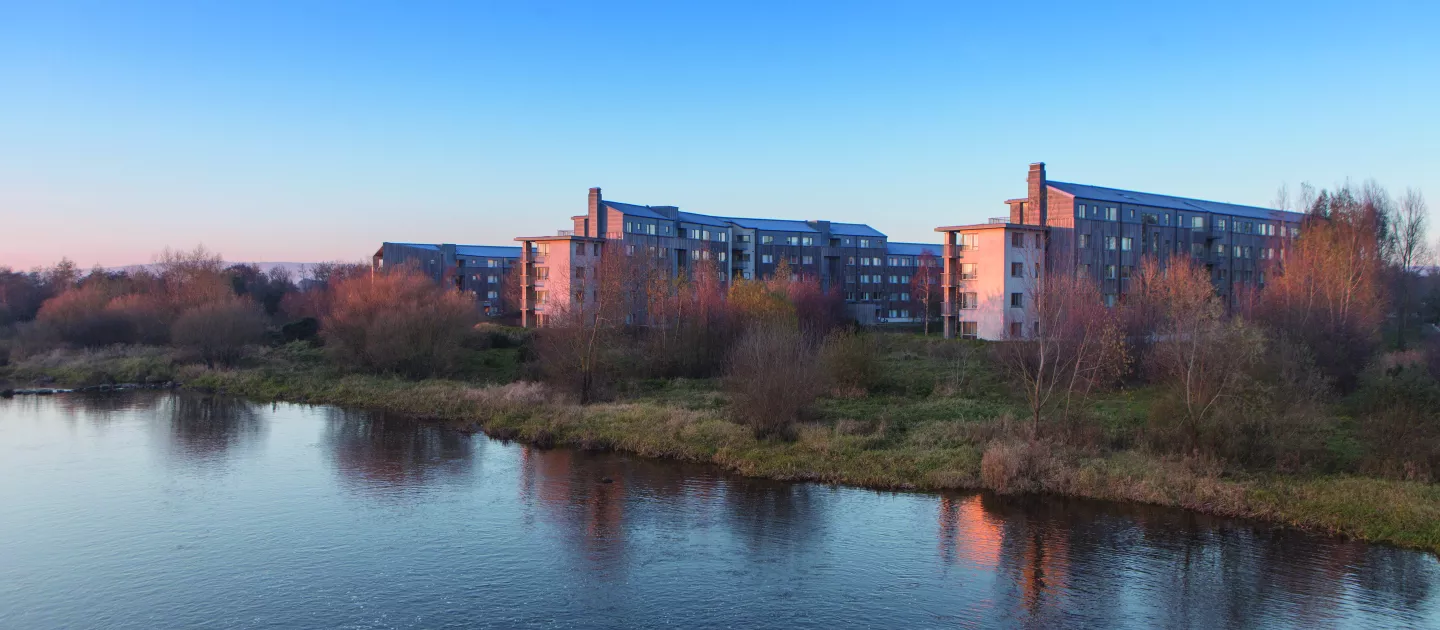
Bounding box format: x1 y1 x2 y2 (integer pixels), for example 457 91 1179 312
2 0 1436 269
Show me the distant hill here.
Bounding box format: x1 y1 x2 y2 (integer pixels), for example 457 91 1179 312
106 262 321 279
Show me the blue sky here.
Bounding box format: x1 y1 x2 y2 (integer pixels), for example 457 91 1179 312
1 0 1436 268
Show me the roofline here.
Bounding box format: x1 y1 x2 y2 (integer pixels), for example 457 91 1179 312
935 223 1049 232
1048 181 1303 217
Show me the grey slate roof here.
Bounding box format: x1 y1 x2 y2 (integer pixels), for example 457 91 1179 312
722 217 820 233
455 245 522 258
830 222 887 238
1048 181 1303 222
603 201 669 220
886 242 940 256
676 211 732 227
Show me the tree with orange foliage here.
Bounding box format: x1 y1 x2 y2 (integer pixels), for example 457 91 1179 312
322 265 477 377
1255 186 1388 391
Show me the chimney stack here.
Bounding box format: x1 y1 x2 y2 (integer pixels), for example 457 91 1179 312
1027 163 1048 226
588 187 603 237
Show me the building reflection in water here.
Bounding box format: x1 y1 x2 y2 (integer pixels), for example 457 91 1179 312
158 393 265 468
324 407 474 496
518 446 628 578
937 494 1003 570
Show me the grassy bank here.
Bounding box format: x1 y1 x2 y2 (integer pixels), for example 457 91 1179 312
3 340 1438 555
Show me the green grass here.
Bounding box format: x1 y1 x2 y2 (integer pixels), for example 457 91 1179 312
5 336 1439 555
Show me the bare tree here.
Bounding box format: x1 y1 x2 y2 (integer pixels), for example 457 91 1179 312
911 251 941 336
1393 189 1430 350
994 266 1127 437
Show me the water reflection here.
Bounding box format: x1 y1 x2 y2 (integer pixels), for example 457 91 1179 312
0 393 1436 629
324 407 474 495
157 394 264 468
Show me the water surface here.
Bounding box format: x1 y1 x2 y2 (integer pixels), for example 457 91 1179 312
0 392 1436 628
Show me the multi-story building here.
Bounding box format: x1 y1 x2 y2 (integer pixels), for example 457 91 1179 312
938 163 1307 340
372 242 521 317
516 188 941 327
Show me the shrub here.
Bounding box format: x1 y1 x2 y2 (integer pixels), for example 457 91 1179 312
171 297 268 367
724 322 823 439
34 285 135 347
104 293 171 345
980 439 1057 495
281 317 321 344
322 267 477 377
819 330 879 395
1349 364 1440 481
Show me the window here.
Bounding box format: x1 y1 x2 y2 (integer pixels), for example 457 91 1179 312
625 244 636 256
960 263 978 280
574 266 585 279
1079 234 1091 248
1215 243 1226 256
1120 266 1131 280
960 322 978 340
1191 216 1204 229
860 275 870 283
647 224 657 235
1105 207 1117 221
1034 262 1041 277
901 292 910 302
960 233 979 251
1243 246 1252 259
1105 265 1117 280
872 257 882 266
1077 204 1087 218
1104 294 1117 307
1233 245 1242 258
1010 322 1023 338
1035 233 1044 248
486 291 498 299
1215 218 1227 232
535 291 548 304
1218 269 1228 280
786 236 799 246
860 257 872 266
761 254 774 264
859 238 871 248
717 231 728 242
761 235 774 244
802 236 813 246
960 292 978 309
487 259 499 268
1010 292 1024 308
574 242 586 255
701 230 711 241
625 221 634 234
802 255 813 265
1142 212 1158 225
1080 263 1091 276
888 275 898 283
1012 232 1025 247
719 252 729 262
1121 237 1133 251
1011 262 1023 278
1105 236 1117 251
487 274 499 283
688 228 701 240
1163 214 1171 226
736 234 751 243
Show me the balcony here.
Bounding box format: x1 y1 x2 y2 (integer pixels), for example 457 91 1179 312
988 217 1010 224
557 230 575 236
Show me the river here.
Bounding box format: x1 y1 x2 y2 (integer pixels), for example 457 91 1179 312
0 392 1436 628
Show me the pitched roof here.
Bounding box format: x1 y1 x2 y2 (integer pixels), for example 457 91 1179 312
1047 181 1303 222
886 242 940 256
676 211 732 227
454 245 522 258
603 200 670 220
385 242 440 250
722 217 820 233
829 222 886 237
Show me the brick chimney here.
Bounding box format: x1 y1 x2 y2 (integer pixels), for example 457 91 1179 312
1027 163 1047 226
588 187 603 237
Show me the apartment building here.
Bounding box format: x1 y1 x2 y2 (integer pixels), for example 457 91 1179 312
372 242 521 317
516 188 941 327
939 163 1307 340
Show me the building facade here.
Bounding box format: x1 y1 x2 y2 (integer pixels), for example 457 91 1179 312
939 163 1307 340
516 188 941 327
372 242 521 317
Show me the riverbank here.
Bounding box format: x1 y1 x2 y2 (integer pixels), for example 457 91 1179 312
3 342 1438 554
